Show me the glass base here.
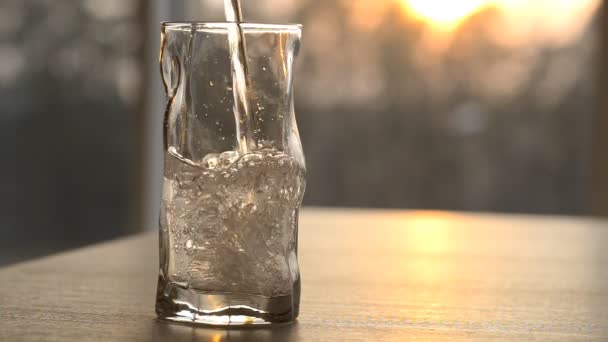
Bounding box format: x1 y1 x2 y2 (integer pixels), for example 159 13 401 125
156 276 298 326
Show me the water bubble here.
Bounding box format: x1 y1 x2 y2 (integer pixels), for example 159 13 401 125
241 153 262 167
219 151 239 166
202 153 219 169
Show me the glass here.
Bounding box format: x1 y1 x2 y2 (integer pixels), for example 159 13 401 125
155 22 305 326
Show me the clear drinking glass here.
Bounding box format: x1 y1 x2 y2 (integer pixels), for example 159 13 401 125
155 22 305 326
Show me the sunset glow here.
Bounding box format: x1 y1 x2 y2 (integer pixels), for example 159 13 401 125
402 0 601 39
403 0 488 29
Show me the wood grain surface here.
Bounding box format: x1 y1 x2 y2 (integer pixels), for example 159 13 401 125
1 208 608 341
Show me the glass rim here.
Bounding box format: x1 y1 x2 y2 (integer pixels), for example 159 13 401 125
161 22 302 32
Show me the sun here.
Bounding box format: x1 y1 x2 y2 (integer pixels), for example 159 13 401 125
403 0 491 29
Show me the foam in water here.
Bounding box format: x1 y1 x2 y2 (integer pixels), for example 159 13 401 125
161 148 305 297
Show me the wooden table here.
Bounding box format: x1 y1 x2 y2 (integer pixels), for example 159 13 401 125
1 208 608 341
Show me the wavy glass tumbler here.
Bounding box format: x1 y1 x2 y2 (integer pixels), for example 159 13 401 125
155 23 305 326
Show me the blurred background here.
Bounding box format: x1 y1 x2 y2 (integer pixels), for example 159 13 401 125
2 0 607 265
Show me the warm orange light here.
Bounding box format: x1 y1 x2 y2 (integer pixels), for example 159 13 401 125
405 211 453 254
489 0 601 47
401 0 601 41
403 0 489 29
